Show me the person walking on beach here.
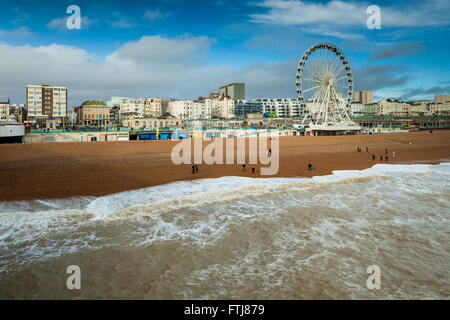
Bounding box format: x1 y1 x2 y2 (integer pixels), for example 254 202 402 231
308 163 312 171
372 154 375 161
252 167 255 174
242 164 246 171
385 155 389 161
192 165 195 174
380 155 383 161
195 165 199 173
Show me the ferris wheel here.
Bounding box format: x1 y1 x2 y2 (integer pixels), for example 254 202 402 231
296 43 354 126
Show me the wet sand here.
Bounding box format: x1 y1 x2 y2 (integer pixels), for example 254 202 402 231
1 130 449 201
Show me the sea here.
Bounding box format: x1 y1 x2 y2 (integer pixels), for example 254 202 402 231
0 163 449 299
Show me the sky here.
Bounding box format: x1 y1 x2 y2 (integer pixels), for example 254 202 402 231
0 0 449 107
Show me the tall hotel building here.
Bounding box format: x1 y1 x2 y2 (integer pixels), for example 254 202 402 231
353 90 374 105
26 84 68 123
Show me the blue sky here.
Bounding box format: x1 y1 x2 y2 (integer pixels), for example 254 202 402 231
0 0 449 106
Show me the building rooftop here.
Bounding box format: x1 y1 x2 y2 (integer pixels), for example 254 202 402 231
81 99 106 106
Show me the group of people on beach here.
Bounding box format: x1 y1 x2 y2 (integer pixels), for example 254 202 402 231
357 146 396 162
242 164 257 174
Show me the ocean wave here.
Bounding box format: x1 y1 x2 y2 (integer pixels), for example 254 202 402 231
0 162 448 294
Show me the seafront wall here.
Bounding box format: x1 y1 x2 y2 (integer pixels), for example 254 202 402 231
23 129 296 143
23 131 131 143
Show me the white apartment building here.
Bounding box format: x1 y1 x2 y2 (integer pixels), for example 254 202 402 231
353 90 374 105
168 100 194 119
119 98 146 120
0 99 9 121
192 100 212 119
408 102 430 116
429 103 450 115
252 98 304 117
26 84 68 122
118 97 163 121
378 98 409 116
169 98 237 120
145 98 163 118
211 97 235 119
434 95 450 104
350 103 378 117
169 98 235 119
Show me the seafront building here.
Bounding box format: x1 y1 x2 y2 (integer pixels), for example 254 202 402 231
119 97 163 121
168 100 194 119
192 98 212 120
109 106 120 124
168 97 239 120
378 98 410 116
145 98 163 118
252 98 304 117
161 100 169 115
119 98 146 120
211 97 236 119
434 95 450 104
429 103 450 115
374 98 450 116
74 99 110 126
353 90 374 105
408 101 430 116
122 117 184 130
219 83 245 100
26 84 68 124
350 103 378 117
0 99 10 121
234 101 262 118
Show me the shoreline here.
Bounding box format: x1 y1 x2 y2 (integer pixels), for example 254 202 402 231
2 161 449 206
1 131 450 202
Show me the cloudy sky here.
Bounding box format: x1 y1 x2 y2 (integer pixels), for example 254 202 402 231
0 0 449 107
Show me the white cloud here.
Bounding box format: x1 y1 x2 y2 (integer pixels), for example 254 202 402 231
106 35 212 64
300 26 363 40
250 0 450 27
46 17 66 30
0 26 32 38
143 10 171 21
0 35 300 106
251 0 366 26
109 20 134 28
